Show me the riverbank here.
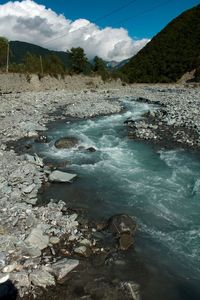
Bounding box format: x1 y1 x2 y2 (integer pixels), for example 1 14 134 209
125 86 200 152
1 83 200 299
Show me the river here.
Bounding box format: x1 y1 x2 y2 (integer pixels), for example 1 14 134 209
31 99 200 300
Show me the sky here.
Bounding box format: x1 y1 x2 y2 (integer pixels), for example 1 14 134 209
0 0 199 61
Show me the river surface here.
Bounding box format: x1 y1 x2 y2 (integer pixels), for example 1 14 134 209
32 100 200 300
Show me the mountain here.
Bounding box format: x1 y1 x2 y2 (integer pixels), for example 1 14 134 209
9 41 71 67
121 4 200 83
114 58 130 69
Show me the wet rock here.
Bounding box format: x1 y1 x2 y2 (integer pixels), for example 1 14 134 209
86 147 96 152
74 246 92 257
29 270 55 288
2 262 17 273
52 258 79 280
54 137 79 149
35 135 49 143
108 214 137 250
49 170 77 183
119 233 133 251
121 281 141 300
108 214 137 235
25 226 49 250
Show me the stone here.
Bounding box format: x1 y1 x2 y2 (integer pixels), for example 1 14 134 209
2 262 17 273
108 214 137 236
49 236 60 245
74 246 91 257
49 171 77 183
22 245 41 258
24 198 37 205
86 147 96 152
79 238 91 247
0 252 6 270
27 131 38 138
25 227 49 250
24 154 44 167
121 281 140 300
10 272 30 287
119 233 133 251
54 137 79 149
0 274 9 284
22 183 36 194
108 214 137 251
29 270 55 288
52 258 79 280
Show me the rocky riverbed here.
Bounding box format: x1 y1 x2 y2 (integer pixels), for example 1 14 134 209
125 86 200 151
1 84 200 299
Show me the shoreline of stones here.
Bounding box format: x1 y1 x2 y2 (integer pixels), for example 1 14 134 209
125 87 200 153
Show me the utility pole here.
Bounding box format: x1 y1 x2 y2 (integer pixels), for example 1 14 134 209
40 55 43 76
6 42 9 73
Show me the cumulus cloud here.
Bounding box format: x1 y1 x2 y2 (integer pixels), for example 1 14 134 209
0 0 150 61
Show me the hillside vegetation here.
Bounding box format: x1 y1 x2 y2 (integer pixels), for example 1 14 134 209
0 40 112 80
121 4 200 83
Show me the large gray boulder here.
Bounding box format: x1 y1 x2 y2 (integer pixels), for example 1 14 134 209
52 258 79 280
54 137 79 149
49 171 77 183
29 270 55 288
25 227 49 250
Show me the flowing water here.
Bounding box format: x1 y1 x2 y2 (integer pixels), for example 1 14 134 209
32 100 200 299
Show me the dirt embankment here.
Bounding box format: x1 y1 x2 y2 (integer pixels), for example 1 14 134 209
0 73 123 93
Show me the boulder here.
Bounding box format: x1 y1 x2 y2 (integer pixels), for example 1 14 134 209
54 137 79 149
49 171 77 183
52 258 79 280
86 147 96 152
108 214 137 251
25 227 49 250
29 270 55 288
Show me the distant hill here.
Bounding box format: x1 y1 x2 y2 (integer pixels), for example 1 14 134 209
9 41 71 67
121 4 200 83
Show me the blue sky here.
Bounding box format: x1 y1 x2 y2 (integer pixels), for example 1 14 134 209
0 0 199 61
27 0 199 38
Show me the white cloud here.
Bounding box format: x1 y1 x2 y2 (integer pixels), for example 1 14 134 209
0 0 150 62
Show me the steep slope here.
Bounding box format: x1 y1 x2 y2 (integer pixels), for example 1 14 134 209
9 41 71 67
121 4 200 83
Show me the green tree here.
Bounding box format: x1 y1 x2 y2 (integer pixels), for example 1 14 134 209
67 47 89 74
43 54 66 77
93 56 110 81
0 37 8 69
23 52 40 73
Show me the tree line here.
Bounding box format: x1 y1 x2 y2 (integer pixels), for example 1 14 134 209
0 37 123 82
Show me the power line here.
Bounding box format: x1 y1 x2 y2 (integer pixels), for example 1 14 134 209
113 0 174 26
43 0 138 45
94 0 138 22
